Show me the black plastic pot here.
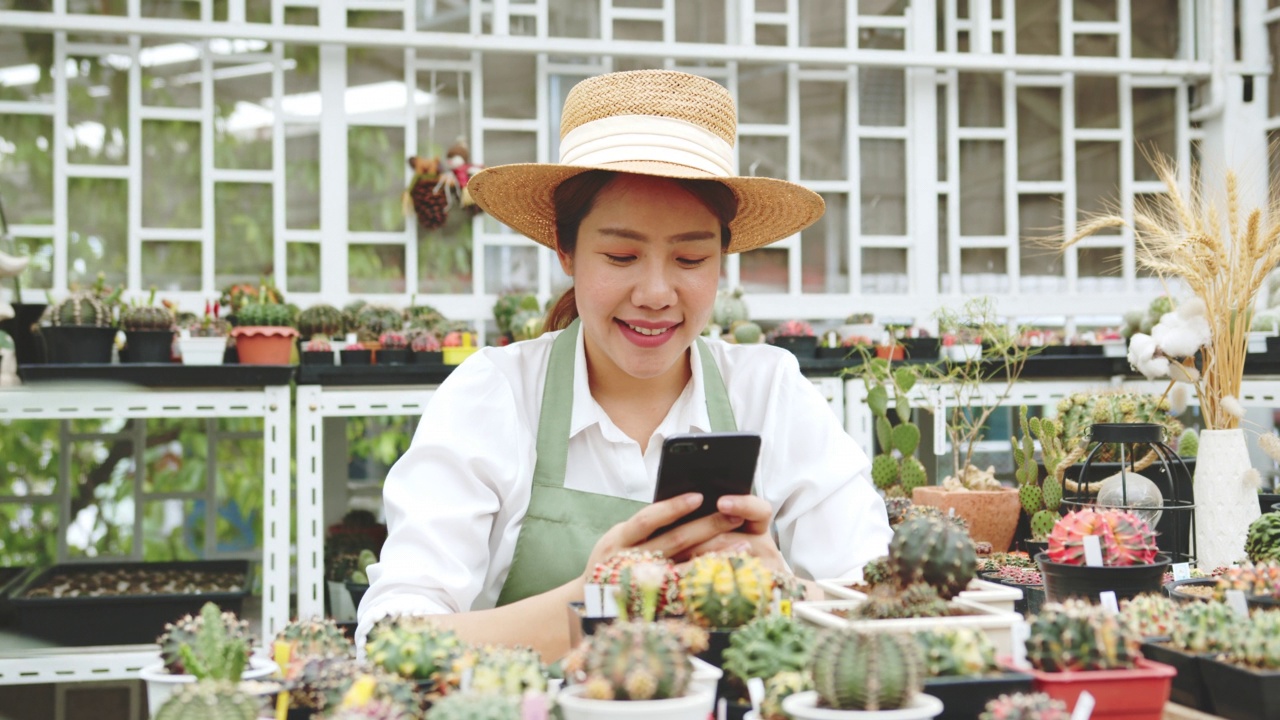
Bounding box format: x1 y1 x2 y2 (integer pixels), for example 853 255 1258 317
567 601 616 638
1268 336 1280 355
1004 581 1046 617
924 671 1035 720
0 303 46 364
815 346 850 360
694 629 734 711
339 349 372 365
301 350 334 365
1141 642 1214 713
1258 493 1280 514
1165 578 1217 603
412 350 444 365
345 580 368 610
1200 656 1280 720
899 337 940 360
1023 539 1048 557
378 348 410 365
769 335 817 358
122 329 174 363
39 325 117 364
1037 552 1172 603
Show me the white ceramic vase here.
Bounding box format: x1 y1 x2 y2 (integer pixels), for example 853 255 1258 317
782 691 944 719
1193 428 1261 570
556 684 715 720
140 656 277 717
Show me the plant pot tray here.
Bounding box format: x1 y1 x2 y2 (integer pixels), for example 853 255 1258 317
18 364 295 387
793 598 1021 658
924 671 1035 720
1140 642 1214 714
1199 656 1280 720
8 560 252 647
1021 658 1175 720
297 363 455 385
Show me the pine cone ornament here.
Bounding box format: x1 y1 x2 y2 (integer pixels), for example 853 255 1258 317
405 156 451 231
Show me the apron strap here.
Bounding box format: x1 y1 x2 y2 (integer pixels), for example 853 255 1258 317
696 337 737 433
531 319 580 489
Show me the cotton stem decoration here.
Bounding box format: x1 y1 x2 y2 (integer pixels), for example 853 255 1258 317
1065 152 1280 431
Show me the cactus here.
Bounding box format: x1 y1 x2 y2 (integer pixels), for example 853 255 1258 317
590 550 681 620
732 320 763 344
235 302 295 327
888 512 977 599
1055 390 1182 463
52 292 113 327
760 670 811 720
870 454 900 490
853 582 949 620
915 627 998 677
410 331 442 353
1246 513 1280 564
276 616 352 660
721 614 816 687
304 338 332 352
1011 407 1066 541
713 287 750 327
1119 593 1178 640
679 551 772 629
1178 427 1199 458
1025 599 1141 672
510 308 545 341
122 288 175 331
365 615 466 689
404 303 446 333
1169 601 1241 654
1045 508 1159 567
563 620 698 701
156 602 254 677
356 305 403 343
425 691 520 720
327 699 414 720
466 645 547 695
859 361 923 496
379 332 408 350
153 681 262 720
1223 609 1280 670
979 693 1070 720
289 658 419 716
492 292 540 337
862 556 891 586
809 629 923 712
297 304 346 340
770 319 814 339
884 497 913 526
1212 561 1280 601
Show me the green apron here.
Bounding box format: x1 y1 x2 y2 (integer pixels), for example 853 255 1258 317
495 318 738 605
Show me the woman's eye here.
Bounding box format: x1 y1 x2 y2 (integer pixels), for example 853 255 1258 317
677 257 709 268
604 254 636 264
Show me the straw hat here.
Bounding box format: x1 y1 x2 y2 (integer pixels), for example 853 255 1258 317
466 69 825 254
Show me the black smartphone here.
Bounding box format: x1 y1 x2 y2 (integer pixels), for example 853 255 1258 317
649 432 762 539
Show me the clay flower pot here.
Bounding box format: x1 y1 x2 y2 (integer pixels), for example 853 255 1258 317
911 486 1022 553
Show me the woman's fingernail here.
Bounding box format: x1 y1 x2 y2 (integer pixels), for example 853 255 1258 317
686 493 703 507
719 498 735 513
723 515 743 525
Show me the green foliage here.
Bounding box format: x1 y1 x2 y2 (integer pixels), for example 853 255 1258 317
1246 513 1280 564
722 614 816 687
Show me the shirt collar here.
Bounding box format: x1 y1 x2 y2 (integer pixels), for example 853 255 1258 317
567 326 712 439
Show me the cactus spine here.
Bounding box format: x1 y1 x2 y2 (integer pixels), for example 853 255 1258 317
679 551 772 629
565 620 698 701
888 512 977 599
721 614 816 687
153 681 262 720
808 629 922 711
1025 599 1141 672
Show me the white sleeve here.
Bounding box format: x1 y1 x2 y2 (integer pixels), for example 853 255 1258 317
355 354 528 647
758 355 892 582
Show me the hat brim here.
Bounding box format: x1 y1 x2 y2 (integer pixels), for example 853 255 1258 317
466 161 825 254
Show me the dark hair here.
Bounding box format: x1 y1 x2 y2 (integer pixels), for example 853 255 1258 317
544 170 738 332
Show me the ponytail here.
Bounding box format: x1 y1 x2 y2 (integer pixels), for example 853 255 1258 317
544 286 578 333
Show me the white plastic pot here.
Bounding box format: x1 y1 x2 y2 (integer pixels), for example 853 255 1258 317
945 344 981 362
689 656 723 698
177 336 228 366
556 683 715 720
782 691 944 720
140 656 277 716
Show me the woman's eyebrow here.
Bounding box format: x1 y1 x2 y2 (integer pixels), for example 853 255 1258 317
597 227 718 243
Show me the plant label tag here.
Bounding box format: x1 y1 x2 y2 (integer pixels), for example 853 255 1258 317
1099 591 1119 615
459 666 473 693
1083 535 1104 567
747 677 766 714
948 507 956 517
1071 690 1096 720
583 583 602 617
603 584 621 618
1011 620 1030 667
1172 562 1191 581
1227 589 1250 618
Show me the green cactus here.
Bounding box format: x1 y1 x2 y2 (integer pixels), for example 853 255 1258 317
365 615 466 689
870 454 900 490
722 614 816 688
510 308 546 341
915 627 998 677
356 305 404 343
568 620 695 700
425 691 520 720
859 360 923 496
1031 416 1065 512
1055 390 1181 463
157 602 254 678
235 302 295 327
1246 513 1280 563
1026 599 1141 672
979 692 1070 720
53 293 113 327
467 645 547 695
854 582 949 620
679 552 772 629
900 456 928 493
1169 601 1244 654
1030 510 1059 541
732 320 763 344
1118 593 1178 640
276 616 352 660
713 287 750 327
297 304 347 340
863 556 891 586
153 681 262 720
1178 427 1199 458
121 288 174 331
888 513 977 599
404 303 447 334
760 670 811 720
294 659 420 716
809 628 923 711
1012 406 1037 495
1223 609 1280 670
492 292 540 337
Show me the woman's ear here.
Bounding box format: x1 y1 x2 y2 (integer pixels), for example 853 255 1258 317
557 249 574 277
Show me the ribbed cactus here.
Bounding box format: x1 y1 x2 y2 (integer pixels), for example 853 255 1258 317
365 615 466 688
809 629 923 712
53 293 112 327
564 620 697 701
1169 601 1242 654
121 289 174 331
979 692 1070 720
424 691 520 720
467 645 547 695
854 582 949 620
297 304 346 340
761 670 811 720
404 303 446 334
276 616 351 659
1223 609 1280 670
1119 593 1178 640
1026 599 1141 672
356 305 403 343
1045 508 1159 567
235 302 295 327
1246 513 1280 563
915 627 998 677
722 614 816 686
153 681 262 720
888 512 977 599
679 551 772 629
156 602 254 678
1178 427 1199 458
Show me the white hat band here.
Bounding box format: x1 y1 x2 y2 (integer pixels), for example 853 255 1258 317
559 114 735 177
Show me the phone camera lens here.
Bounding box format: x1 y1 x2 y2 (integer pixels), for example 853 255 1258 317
672 442 695 454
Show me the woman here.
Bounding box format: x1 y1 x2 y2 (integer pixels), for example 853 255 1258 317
357 70 891 657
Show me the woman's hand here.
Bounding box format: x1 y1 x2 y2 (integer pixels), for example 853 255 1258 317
582 492 748 578
673 494 787 573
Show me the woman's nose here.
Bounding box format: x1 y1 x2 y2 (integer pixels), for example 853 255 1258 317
631 260 677 309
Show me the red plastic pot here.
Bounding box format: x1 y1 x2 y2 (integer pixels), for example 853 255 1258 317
875 344 906 360
1027 658 1175 720
230 326 298 365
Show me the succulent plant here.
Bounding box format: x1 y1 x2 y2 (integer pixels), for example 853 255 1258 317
732 320 763 344
854 582 950 620
770 319 814 338
510 308 546 342
903 503 970 532
365 615 466 689
304 338 332 352
1223 609 1280 670
345 340 367 351
679 551 772 629
721 614 816 688
442 329 475 347
1045 508 1159 567
424 691 520 720
915 627 999 677
1119 593 1178 640
1178 427 1200 457
404 303 446 334
51 292 113 327
887 512 977 599
884 497 913 527
809 628 923 711
297 304 346 340
979 692 1070 720
153 680 262 720
410 331 442 353
1212 561 1280 601
995 565 1042 585
590 549 681 620
356 305 403 343
235 302 295 327
122 288 175 331
1025 599 1141 672
713 287 749 327
1169 600 1242 654
859 360 924 497
1011 406 1066 540
466 645 547 695
287 657 418 715
492 292 540 337
379 332 408 350
1246 513 1280 564
327 698 415 720
760 670 811 720
563 620 698 701
157 602 255 677
276 616 352 660
1055 390 1182 463
862 556 891 587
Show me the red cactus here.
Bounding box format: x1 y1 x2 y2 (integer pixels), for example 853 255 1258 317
1046 508 1158 567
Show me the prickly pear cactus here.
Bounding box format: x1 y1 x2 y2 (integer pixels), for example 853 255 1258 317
870 454 900 490
888 513 977 599
721 614 815 686
1025 599 1141 672
809 628 923 711
679 551 772 629
153 680 262 720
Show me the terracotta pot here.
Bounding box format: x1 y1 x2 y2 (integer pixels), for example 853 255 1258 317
912 486 1022 552
230 326 298 365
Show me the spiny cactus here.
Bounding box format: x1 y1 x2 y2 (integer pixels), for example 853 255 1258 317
379 332 408 350
356 305 403 343
884 496 913 526
286 658 418 715
52 293 113 327
1246 513 1280 564
888 512 977 599
276 616 351 660
862 556 891 587
304 337 332 352
122 288 175 331
721 614 815 687
156 602 254 677
1055 390 1181 462
1045 508 1159 567
915 627 998 677
713 287 749 327
466 645 547 695
679 551 772 629
809 629 923 712
853 582 949 620
410 331 441 353
979 692 1070 720
235 302 295 327
365 615 466 689
903 504 970 532
1025 599 1141 672
1012 406 1066 541
297 304 346 340
1169 601 1242 654
1213 561 1280 601
1178 427 1199 458
153 681 262 720
761 670 811 720
1119 593 1178 640
1223 609 1280 670
590 550 681 620
404 303 446 334
563 620 699 701
424 691 520 720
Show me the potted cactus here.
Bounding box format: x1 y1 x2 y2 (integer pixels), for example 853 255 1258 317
1211 561 1280 609
782 628 943 719
340 340 372 366
377 332 409 364
410 331 443 365
275 616 352 660
120 288 176 363
442 329 478 365
365 615 467 697
178 301 229 366
679 551 773 669
230 299 297 365
425 691 526 720
721 614 816 718
492 291 540 343
297 304 347 346
1018 599 1175 719
1036 508 1171 603
767 320 817 358
916 628 1033 720
152 680 265 720
41 274 122 364
558 619 715 720
1138 600 1239 713
978 692 1069 720
302 337 335 365
281 656 418 718
1246 512 1280 564
139 602 278 713
1010 406 1066 556
355 304 403 349
1197 603 1280 720
858 359 926 501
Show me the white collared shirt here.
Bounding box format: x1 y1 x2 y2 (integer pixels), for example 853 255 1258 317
357 327 891 642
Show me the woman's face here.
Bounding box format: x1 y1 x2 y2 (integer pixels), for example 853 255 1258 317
560 174 723 382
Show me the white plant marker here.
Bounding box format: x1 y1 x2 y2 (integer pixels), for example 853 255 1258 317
1083 535 1104 567
1099 591 1119 615
1070 690 1096 720
1172 562 1191 581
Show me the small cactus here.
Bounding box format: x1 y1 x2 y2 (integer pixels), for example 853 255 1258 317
297 304 346 340
915 627 998 677
52 293 113 327
853 582 949 620
1246 513 1280 564
235 302 295 327
365 615 466 689
1119 593 1178 640
808 628 923 711
466 645 547 695
276 616 351 660
1169 601 1242 654
153 680 262 720
410 331 442 353
1223 608 1280 670
679 551 772 629
379 332 408 350
770 319 814 338
1045 508 1159 567
732 320 763 344
1212 561 1280 601
590 550 681 620
888 512 977 599
562 620 701 701
979 692 1070 720
356 305 403 343
424 691 520 720
1178 427 1199 458
304 338 332 352
1026 599 1141 672
721 614 816 688
122 288 175 331
156 602 255 678
760 670 811 720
